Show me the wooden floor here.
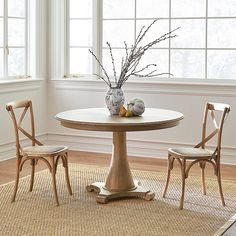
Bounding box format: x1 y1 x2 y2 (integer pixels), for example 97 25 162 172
1 151 235 235
0 150 236 185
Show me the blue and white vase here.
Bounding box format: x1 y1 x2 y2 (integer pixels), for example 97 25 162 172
105 87 125 115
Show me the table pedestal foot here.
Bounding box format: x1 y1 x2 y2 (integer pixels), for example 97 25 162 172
86 181 155 204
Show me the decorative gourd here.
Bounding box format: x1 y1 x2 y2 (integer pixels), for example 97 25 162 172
119 105 127 117
125 110 133 117
119 105 134 117
127 98 145 116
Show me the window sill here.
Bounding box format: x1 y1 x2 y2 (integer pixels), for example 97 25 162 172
0 78 45 94
0 78 44 85
51 77 236 97
52 76 236 87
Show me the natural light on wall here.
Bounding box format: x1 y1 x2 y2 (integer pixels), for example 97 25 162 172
0 0 36 79
67 0 236 81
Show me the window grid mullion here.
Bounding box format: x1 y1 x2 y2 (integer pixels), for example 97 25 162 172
25 0 29 75
70 17 92 20
7 16 25 20
205 0 208 80
103 16 236 20
168 0 171 78
3 0 7 77
65 0 70 75
95 0 103 77
134 0 137 42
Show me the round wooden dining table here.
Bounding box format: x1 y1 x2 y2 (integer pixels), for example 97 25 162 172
56 108 184 203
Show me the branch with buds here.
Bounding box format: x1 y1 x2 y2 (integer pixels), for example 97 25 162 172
89 19 179 88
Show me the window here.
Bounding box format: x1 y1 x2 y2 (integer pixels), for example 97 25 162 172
67 0 236 80
67 0 93 75
0 0 35 79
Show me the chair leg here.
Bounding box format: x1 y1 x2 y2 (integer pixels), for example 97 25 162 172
51 158 59 206
29 159 36 192
180 159 186 210
200 161 206 195
55 156 60 174
163 154 174 198
61 154 72 195
216 168 225 206
11 163 21 203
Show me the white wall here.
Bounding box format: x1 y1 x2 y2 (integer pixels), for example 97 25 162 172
47 79 236 165
0 80 47 161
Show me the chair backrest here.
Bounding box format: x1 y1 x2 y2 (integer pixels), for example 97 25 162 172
195 102 230 158
6 100 42 157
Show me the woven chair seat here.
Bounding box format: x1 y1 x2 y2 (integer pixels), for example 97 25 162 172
168 147 214 159
24 146 68 156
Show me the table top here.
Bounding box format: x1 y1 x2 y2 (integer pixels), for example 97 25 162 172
55 108 184 132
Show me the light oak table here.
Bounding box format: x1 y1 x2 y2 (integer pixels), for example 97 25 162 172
56 108 184 203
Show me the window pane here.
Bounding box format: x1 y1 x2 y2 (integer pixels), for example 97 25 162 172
0 19 3 46
8 19 25 46
171 0 206 17
171 19 205 48
102 49 124 77
70 20 92 46
103 0 135 19
208 50 236 79
70 48 92 74
208 19 236 48
103 20 134 47
8 48 25 76
103 49 169 78
0 0 3 16
0 48 3 77
136 20 169 48
8 0 25 17
136 0 169 18
136 49 169 77
208 0 236 17
70 0 92 18
171 50 205 78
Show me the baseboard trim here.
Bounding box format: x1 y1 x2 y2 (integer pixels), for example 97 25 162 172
2 132 235 165
47 133 236 165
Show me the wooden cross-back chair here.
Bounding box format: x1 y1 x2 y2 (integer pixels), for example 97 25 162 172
6 100 72 206
162 102 230 210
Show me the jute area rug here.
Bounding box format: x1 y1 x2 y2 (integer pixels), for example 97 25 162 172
0 164 236 236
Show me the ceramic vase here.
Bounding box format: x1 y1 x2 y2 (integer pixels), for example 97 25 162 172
105 87 125 115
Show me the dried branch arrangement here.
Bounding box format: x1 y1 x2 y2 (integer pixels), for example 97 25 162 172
89 19 179 88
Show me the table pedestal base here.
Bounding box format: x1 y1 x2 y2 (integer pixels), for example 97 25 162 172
86 181 155 204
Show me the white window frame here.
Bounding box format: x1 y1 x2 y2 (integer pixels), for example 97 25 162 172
65 0 96 77
0 0 34 79
64 0 236 83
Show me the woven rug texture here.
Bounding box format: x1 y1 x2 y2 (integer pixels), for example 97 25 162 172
0 163 236 236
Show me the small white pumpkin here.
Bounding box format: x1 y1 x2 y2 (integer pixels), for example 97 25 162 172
127 98 145 116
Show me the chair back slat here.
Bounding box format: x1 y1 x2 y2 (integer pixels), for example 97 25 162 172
18 107 28 128
208 102 230 112
18 127 43 146
210 110 218 129
6 100 42 158
200 102 230 159
7 100 31 109
195 129 218 148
